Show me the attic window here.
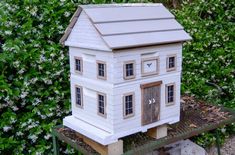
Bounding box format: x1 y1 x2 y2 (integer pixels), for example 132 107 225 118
97 61 107 80
123 93 135 118
75 57 82 74
75 85 83 108
166 83 175 106
167 55 176 71
97 93 106 117
123 61 136 80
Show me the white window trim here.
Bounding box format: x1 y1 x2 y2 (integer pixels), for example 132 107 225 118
74 56 83 74
141 56 159 77
96 60 107 80
75 85 83 108
165 83 176 106
123 92 135 119
166 54 177 72
97 92 107 118
123 60 136 80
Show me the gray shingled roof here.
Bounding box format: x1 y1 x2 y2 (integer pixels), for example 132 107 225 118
60 4 192 49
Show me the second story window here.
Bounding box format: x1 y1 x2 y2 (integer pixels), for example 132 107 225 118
75 57 82 74
97 61 107 80
97 93 106 117
166 83 175 105
123 61 136 80
167 55 176 71
75 85 83 108
123 93 135 118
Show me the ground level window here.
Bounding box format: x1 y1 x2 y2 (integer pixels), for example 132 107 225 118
75 86 83 108
167 55 176 71
123 93 135 118
97 93 106 117
123 61 136 80
166 83 175 105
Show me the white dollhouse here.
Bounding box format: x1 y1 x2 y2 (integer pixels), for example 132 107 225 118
60 3 191 147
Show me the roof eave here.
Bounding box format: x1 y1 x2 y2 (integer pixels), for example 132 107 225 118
59 7 83 46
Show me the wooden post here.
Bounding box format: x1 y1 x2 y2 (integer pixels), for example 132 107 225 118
75 132 123 155
147 125 168 139
107 140 123 155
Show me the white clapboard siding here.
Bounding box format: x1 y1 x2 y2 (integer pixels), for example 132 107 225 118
71 80 114 133
65 11 111 51
71 75 114 95
112 73 181 133
113 44 182 84
69 47 115 83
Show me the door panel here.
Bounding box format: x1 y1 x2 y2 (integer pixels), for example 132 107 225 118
142 88 153 125
152 86 160 122
142 83 161 126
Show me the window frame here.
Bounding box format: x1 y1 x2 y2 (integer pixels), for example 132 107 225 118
166 54 177 72
123 92 135 119
97 92 107 118
123 60 136 80
74 56 83 74
141 57 159 77
165 83 176 106
75 85 83 108
96 60 107 80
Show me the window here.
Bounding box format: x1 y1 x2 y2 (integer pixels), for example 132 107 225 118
74 57 82 74
97 61 107 80
167 55 176 71
75 85 83 108
166 83 175 105
97 93 106 117
123 61 136 80
123 93 135 118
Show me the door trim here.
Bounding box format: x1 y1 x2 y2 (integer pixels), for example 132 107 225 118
140 81 162 89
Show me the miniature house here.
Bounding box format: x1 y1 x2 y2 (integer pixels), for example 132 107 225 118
60 3 191 147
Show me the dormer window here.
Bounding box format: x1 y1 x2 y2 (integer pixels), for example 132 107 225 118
75 57 82 74
97 61 107 80
123 61 136 80
167 55 176 71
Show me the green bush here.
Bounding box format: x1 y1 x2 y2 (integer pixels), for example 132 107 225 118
0 0 234 154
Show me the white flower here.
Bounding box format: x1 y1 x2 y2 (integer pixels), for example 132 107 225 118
28 134 38 143
12 106 19 111
221 128 226 133
44 134 51 140
18 68 25 74
3 126 11 132
5 30 12 35
30 6 38 16
16 131 24 136
20 91 28 98
64 11 71 17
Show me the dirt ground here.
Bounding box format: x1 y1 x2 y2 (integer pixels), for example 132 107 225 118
207 136 235 155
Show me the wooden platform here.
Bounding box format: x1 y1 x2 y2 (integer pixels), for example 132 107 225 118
52 96 235 155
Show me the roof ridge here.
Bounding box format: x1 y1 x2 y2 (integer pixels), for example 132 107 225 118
80 3 163 9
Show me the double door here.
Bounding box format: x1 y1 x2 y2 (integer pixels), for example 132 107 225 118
141 81 161 126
